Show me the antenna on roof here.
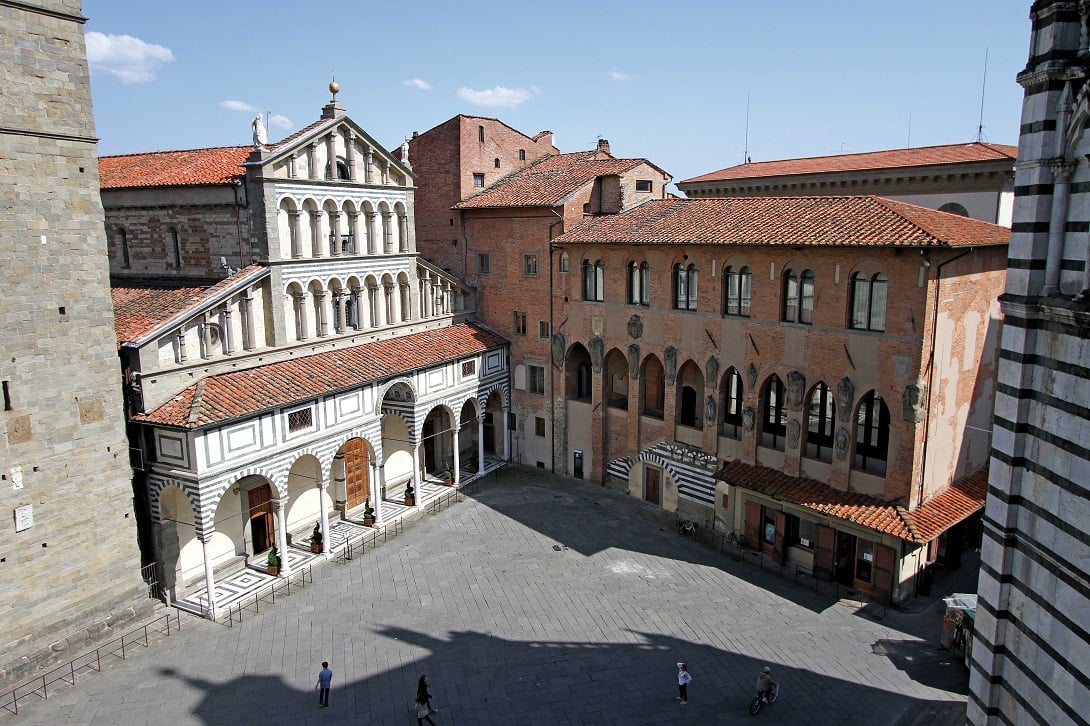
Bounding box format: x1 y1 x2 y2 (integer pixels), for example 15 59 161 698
743 93 750 164
975 48 989 142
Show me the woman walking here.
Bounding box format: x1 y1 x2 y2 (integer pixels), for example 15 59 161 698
416 674 437 725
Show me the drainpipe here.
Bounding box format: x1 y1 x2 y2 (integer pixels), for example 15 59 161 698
548 208 565 474
917 247 972 509
233 179 248 267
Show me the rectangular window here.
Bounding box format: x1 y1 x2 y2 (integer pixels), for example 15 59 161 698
635 179 652 192
473 173 484 188
529 365 546 394
287 407 313 433
856 539 874 582
786 515 816 549
523 253 539 277
461 359 476 377
519 149 526 161
538 320 550 338
535 416 546 437
477 252 491 274
513 311 527 335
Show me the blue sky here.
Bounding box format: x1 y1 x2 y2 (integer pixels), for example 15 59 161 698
84 1 1029 190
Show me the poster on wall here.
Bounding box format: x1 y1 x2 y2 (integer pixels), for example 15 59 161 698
14 504 33 532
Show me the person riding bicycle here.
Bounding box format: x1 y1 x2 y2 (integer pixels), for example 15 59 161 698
755 666 777 701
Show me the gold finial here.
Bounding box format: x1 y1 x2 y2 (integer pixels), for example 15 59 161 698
329 72 339 100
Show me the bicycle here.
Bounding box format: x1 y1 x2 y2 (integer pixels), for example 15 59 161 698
748 684 779 715
675 519 699 539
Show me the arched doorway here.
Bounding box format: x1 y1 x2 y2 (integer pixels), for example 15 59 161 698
246 481 275 553
340 438 371 511
484 389 504 455
421 407 453 474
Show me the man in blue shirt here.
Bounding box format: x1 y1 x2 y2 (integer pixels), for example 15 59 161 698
316 661 333 707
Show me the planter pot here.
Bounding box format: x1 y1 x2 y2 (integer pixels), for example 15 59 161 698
404 497 415 506
267 565 279 575
363 517 374 526
444 478 453 486
310 542 322 553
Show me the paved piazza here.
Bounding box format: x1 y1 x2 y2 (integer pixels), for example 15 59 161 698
10 467 968 725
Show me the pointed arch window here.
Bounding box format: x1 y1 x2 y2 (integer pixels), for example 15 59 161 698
782 269 815 323
721 368 744 439
760 376 787 450
582 259 604 302
627 261 650 305
674 263 698 310
854 391 890 476
805 382 835 462
724 265 752 316
850 272 888 331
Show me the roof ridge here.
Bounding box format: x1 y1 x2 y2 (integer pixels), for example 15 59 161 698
100 145 250 160
187 379 207 426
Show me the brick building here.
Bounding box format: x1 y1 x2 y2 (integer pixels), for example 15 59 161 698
678 142 1017 227
551 195 1009 604
0 0 151 683
449 142 671 468
100 89 510 618
408 115 558 278
970 2 1090 722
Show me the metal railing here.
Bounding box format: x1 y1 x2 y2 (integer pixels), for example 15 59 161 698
219 563 314 627
0 610 181 716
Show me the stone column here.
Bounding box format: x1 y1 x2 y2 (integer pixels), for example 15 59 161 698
478 416 486 473
200 535 217 620
221 309 234 354
325 134 336 179
177 330 187 362
310 210 321 257
329 211 341 256
288 211 301 257
242 294 256 350
315 292 329 337
308 143 319 180
333 452 347 513
412 443 422 509
365 212 375 254
351 287 364 330
503 404 511 461
333 292 346 333
347 212 359 254
373 460 385 521
344 129 356 180
1043 160 1076 296
318 481 330 554
293 292 308 340
274 499 291 576
365 147 374 184
452 431 461 487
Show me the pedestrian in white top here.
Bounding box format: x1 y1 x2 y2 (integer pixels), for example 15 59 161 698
676 662 692 703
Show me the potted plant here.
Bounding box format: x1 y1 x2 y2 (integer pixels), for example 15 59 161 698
404 482 415 506
362 501 375 526
266 546 280 575
310 521 323 553
443 462 453 486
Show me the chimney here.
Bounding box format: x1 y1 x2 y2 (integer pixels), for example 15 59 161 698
597 138 611 155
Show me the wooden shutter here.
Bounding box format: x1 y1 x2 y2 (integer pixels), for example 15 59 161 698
814 524 835 580
874 543 896 602
744 500 762 548
774 511 787 563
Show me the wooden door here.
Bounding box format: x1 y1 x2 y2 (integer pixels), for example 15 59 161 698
873 544 896 602
744 500 762 549
343 439 370 510
645 466 660 505
773 511 787 563
248 483 274 553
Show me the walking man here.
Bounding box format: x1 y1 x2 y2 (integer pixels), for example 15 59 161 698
316 661 333 707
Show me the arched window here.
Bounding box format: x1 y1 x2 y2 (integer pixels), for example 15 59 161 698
854 391 890 475
850 272 888 331
627 261 650 305
559 252 570 273
760 375 787 450
805 382 835 462
494 158 500 168
721 368 744 439
938 202 969 217
674 263 698 310
782 268 815 323
724 265 752 316
117 226 130 268
478 125 485 142
642 357 665 419
582 259 604 302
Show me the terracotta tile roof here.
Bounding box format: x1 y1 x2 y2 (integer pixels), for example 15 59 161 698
99 147 251 188
454 151 648 209
552 196 1009 248
682 142 1017 184
717 461 987 543
111 265 267 346
134 323 507 428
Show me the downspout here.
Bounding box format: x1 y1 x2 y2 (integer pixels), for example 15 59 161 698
233 179 248 267
548 207 565 474
917 247 972 509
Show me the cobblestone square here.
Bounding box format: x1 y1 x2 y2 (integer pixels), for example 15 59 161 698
10 468 968 725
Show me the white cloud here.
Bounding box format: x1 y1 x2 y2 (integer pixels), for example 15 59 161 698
220 99 259 113
607 69 631 81
404 78 432 91
86 32 174 84
268 114 293 130
457 86 533 109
